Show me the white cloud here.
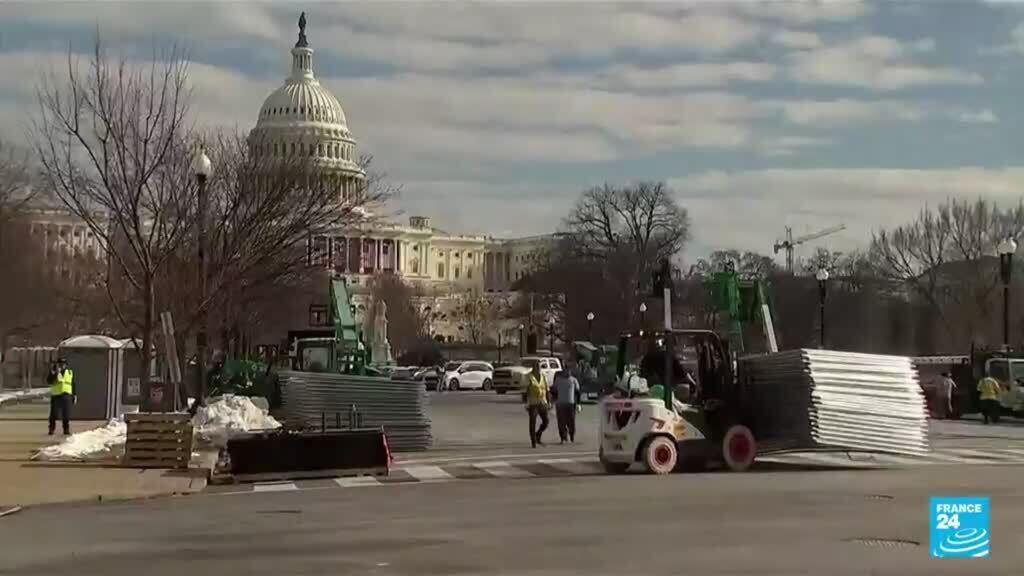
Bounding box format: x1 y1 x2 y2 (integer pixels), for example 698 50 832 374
768 99 925 127
957 108 999 124
771 30 823 50
913 38 937 53
789 35 983 90
737 1 871 24
756 136 832 157
671 168 1024 257
982 21 1024 55
311 4 763 70
596 62 777 90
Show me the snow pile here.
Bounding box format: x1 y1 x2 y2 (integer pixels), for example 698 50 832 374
192 394 280 448
30 394 279 460
32 418 127 462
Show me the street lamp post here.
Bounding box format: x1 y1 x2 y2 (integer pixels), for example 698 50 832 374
816 268 829 349
586 312 595 343
639 302 647 332
998 237 1018 350
547 320 555 354
190 148 212 414
518 323 525 357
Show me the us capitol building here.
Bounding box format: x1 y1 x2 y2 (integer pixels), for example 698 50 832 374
27 14 553 345
251 15 552 341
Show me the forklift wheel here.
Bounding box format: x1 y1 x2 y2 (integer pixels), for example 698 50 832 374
721 425 756 472
600 458 630 474
641 436 677 475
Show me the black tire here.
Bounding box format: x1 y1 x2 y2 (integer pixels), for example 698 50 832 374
641 436 677 475
600 458 630 474
482 379 493 391
449 379 460 392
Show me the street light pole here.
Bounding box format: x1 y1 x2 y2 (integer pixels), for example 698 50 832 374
191 148 212 414
518 324 525 357
998 237 1018 350
816 268 829 349
639 302 647 333
586 311 595 343
548 321 555 354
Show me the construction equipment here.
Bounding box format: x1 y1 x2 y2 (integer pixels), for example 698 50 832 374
599 329 759 474
705 265 777 354
289 275 371 375
773 224 846 273
571 341 619 402
598 331 929 474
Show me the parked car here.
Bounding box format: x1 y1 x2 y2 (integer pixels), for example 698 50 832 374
389 366 421 381
442 361 495 391
414 366 442 391
492 356 563 400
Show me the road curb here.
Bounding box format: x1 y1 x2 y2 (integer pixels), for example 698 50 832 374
0 505 24 518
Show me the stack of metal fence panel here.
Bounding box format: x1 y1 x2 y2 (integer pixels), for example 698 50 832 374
279 371 432 451
740 349 929 456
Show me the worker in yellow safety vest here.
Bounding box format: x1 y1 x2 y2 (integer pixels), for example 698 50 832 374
977 374 1003 425
525 363 550 448
47 357 75 435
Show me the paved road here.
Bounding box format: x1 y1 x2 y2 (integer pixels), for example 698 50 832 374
2 464 1021 574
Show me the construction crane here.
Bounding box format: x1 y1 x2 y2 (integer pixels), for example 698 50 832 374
773 224 846 273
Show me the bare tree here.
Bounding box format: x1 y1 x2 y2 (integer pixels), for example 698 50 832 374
870 198 1024 348
689 249 778 279
451 292 500 345
564 181 690 273
33 38 196 385
364 273 428 356
159 130 390 357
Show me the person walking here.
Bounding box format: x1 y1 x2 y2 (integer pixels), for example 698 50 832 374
525 363 550 448
552 369 581 444
936 372 957 420
47 357 75 436
977 374 1002 425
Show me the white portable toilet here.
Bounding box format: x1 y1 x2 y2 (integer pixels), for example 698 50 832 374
57 335 129 420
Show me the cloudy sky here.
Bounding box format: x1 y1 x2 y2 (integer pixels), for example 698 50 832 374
2 1 1024 264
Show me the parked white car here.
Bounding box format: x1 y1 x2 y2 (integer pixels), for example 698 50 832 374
442 361 495 391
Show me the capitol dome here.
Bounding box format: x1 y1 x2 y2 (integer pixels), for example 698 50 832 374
250 12 364 195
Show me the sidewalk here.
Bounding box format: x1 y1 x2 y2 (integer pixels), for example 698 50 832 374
0 400 207 509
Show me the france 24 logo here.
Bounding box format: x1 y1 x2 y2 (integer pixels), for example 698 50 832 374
929 497 990 558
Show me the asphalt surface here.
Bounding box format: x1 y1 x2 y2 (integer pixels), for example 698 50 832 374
2 465 1022 574
2 391 1023 574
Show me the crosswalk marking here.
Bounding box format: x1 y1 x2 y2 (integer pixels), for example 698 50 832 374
209 446 1024 497
473 460 535 478
403 465 455 482
537 458 582 473
334 476 382 488
253 482 298 492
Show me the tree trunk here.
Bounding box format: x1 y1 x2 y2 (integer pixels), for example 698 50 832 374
140 277 155 386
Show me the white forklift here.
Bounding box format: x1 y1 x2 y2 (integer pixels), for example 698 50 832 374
598 328 758 474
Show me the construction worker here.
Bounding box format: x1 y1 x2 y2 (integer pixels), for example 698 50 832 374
525 363 550 448
977 374 1002 425
551 368 581 444
46 357 74 436
936 372 957 420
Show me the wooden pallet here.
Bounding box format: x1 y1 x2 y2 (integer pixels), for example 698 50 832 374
123 413 193 470
210 466 390 485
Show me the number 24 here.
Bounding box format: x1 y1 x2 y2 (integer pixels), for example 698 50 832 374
937 513 961 529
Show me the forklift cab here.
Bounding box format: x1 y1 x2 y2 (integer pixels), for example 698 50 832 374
614 330 734 411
